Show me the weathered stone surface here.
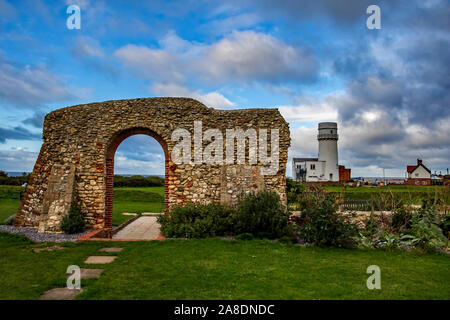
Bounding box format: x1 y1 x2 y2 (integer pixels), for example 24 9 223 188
79 268 103 279
15 97 290 233
84 256 116 264
33 245 64 253
39 288 82 300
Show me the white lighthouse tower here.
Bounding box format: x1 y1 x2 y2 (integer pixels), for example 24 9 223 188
318 122 339 181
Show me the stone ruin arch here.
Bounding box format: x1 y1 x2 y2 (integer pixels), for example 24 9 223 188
15 98 290 234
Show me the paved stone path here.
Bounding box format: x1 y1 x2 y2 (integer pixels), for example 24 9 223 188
112 216 161 240
79 268 103 279
39 247 123 300
40 288 83 300
84 256 116 264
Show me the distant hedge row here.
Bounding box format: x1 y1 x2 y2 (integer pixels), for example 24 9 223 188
0 174 29 186
113 175 164 187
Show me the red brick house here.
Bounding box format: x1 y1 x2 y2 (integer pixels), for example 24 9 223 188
406 159 431 186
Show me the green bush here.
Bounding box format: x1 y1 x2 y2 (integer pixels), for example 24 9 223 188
233 190 290 239
391 207 413 232
159 190 290 239
286 178 305 204
158 203 235 238
60 203 85 234
235 233 254 240
363 213 379 238
294 192 359 248
3 214 16 225
0 173 29 186
403 207 446 251
440 214 450 237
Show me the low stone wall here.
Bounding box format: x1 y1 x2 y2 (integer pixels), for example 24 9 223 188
293 210 447 230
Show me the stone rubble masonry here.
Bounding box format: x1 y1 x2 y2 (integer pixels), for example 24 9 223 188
14 97 290 233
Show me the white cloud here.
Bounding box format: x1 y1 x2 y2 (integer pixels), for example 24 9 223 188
151 83 235 109
0 148 38 172
71 36 104 58
114 44 184 83
0 55 72 106
114 30 318 85
114 155 164 175
278 97 338 124
198 30 317 83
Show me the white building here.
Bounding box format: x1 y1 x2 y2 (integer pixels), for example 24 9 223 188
292 122 340 182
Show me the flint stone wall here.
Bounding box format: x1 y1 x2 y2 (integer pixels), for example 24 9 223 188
15 98 290 232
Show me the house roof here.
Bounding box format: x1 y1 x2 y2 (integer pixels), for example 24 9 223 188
407 163 431 174
293 157 318 162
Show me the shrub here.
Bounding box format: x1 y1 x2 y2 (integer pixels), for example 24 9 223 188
403 207 446 251
158 203 235 238
233 190 290 239
363 213 380 238
3 214 16 225
391 207 413 232
278 235 297 244
377 232 400 250
286 178 305 204
440 214 450 237
60 203 85 234
235 233 254 240
294 191 359 248
0 173 29 186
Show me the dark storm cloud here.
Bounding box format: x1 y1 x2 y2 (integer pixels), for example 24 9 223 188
22 111 45 128
0 126 41 143
240 0 376 22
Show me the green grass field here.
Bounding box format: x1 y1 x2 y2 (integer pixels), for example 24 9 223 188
0 186 165 226
0 232 448 300
112 187 164 225
325 185 449 204
326 185 444 193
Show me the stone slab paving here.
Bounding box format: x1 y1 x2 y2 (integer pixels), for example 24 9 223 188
112 216 161 240
84 256 116 264
39 288 83 300
33 245 64 253
79 268 104 279
141 212 164 216
99 247 123 253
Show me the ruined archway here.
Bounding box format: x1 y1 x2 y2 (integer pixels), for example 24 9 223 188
14 98 290 234
105 128 169 231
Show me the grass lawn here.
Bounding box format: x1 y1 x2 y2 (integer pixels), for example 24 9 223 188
0 232 449 300
0 186 165 226
0 199 21 224
323 185 449 204
326 185 445 193
112 187 164 225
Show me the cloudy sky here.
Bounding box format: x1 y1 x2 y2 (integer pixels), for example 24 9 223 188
0 0 448 177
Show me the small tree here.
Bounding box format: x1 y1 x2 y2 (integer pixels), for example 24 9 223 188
60 202 85 234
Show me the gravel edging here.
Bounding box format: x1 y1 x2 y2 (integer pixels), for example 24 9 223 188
0 225 92 242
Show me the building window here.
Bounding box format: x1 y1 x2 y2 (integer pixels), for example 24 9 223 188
310 164 315 170
415 173 419 177
330 173 333 180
